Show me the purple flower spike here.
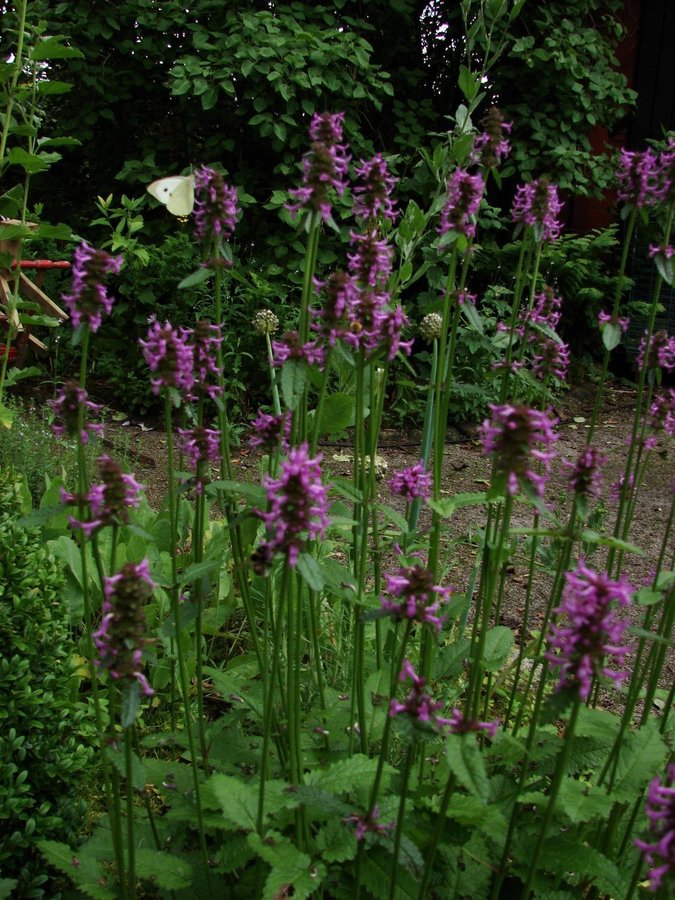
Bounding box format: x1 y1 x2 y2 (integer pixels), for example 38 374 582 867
190 320 223 400
93 559 155 697
635 763 675 891
272 331 325 370
388 461 432 502
248 409 291 451
139 317 194 398
177 427 221 470
193 166 239 247
616 147 666 209
511 177 564 243
437 708 499 739
380 565 453 633
471 107 512 169
62 242 122 333
287 112 350 222
48 381 104 444
62 455 143 536
438 169 485 240
389 660 445 724
352 153 398 224
480 404 558 497
637 330 675 373
254 444 330 568
563 446 606 500
545 560 634 700
347 230 393 289
312 270 359 346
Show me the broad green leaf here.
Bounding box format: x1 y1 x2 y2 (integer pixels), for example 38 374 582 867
281 359 308 411
482 626 514 672
31 36 84 61
135 848 192 889
601 321 621 351
315 818 357 863
580 530 643 555
106 744 146 791
360 847 418 899
178 267 214 288
445 733 489 802
537 838 628 898
557 776 615 824
178 558 220 585
37 841 113 899
461 301 484 334
297 552 325 590
612 720 667 802
305 755 390 795
653 253 673 286
428 492 487 519
37 80 73 95
120 680 141 728
317 392 353 435
247 831 326 900
0 880 17 899
0 404 13 429
458 65 479 102
211 774 259 831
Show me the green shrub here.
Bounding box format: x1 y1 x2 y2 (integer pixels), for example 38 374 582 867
0 470 92 897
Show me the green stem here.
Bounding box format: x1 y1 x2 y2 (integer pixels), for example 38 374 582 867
389 748 414 900
124 727 136 900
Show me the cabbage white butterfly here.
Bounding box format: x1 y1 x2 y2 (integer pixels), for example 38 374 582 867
146 175 195 216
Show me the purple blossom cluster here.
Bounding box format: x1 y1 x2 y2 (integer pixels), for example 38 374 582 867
545 560 634 700
190 320 223 400
140 317 194 397
438 169 485 240
62 242 122 333
352 153 398 224
637 330 675 373
563 446 606 500
254 444 330 568
177 426 221 470
193 166 239 246
380 565 453 632
598 310 630 334
471 107 512 169
388 461 432 502
312 271 359 346
272 330 325 370
440 708 500 739
62 456 143 537
48 381 104 444
480 404 558 497
616 147 667 208
288 112 350 222
635 763 675 891
343 806 394 842
511 178 564 243
647 390 675 437
93 559 155 696
248 409 291 451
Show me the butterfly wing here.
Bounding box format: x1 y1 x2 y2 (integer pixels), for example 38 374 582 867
147 176 195 216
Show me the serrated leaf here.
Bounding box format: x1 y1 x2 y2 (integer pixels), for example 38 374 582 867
427 492 487 519
38 841 114 899
281 359 308 411
297 551 325 590
612 720 666 801
106 745 146 791
360 847 418 899
178 558 220 585
305 755 389 795
461 301 484 334
315 818 357 863
653 253 673 286
445 733 489 802
0 403 14 428
211 775 259 830
482 626 514 672
537 837 628 897
248 831 325 900
557 777 614 824
317 391 353 435
135 848 192 889
31 36 84 60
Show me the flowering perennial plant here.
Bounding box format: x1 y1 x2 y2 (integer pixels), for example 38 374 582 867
288 111 350 221
189 320 223 400
471 106 512 169
248 409 290 451
380 565 452 632
637 329 675 373
93 559 155 696
635 763 675 891
48 380 104 444
193 165 239 246
62 456 143 537
438 168 485 239
61 242 122 332
255 443 330 567
616 147 666 208
480 403 558 497
140 317 194 397
388 462 432 502
545 561 634 700
563 446 606 500
352 153 398 224
177 427 221 470
511 177 563 243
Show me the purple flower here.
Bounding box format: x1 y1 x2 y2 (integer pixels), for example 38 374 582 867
388 461 432 502
352 153 398 224
347 230 393 289
563 446 606 500
436 708 499 739
511 178 564 243
343 806 394 842
389 660 445 724
287 112 350 222
177 427 221 469
377 306 413 361
647 390 675 436
93 559 155 697
193 166 239 247
598 311 630 334
438 169 485 240
610 473 634 505
530 334 570 381
190 320 223 400
272 331 325 369
62 456 143 537
637 330 675 373
62 242 122 332
380 565 452 632
254 444 331 567
480 404 558 497
616 147 666 208
659 138 675 204
248 409 291 451
527 288 562 330
48 381 104 444
312 270 359 346
649 243 675 260
139 317 194 397
471 107 512 169
635 763 675 891
545 560 634 700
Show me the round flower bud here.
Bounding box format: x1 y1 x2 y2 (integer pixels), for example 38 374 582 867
253 309 280 335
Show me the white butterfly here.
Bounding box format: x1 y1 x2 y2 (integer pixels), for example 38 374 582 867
146 175 195 216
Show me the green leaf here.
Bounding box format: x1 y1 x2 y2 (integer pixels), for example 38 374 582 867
31 36 84 61
178 558 220 586
427 492 487 519
537 838 628 898
38 841 114 899
601 321 621 351
445 733 489 802
317 392 353 436
36 80 74 95
0 880 17 899
306 755 390 795
461 301 484 334
3 366 41 387
211 775 261 831
281 359 308 411
482 626 514 672
7 147 56 173
360 847 418 899
557 777 615 824
458 65 479 102
315 818 357 863
247 831 326 900
135 848 193 889
297 552 325 591
106 744 146 791
121 680 141 728
0 404 14 429
612 719 667 802
178 267 214 289
653 253 673 286
580 530 643 555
